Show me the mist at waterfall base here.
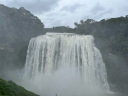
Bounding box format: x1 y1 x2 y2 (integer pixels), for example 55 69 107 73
21 67 107 96
21 33 110 96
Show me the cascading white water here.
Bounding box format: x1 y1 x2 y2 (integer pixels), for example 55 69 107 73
24 33 109 96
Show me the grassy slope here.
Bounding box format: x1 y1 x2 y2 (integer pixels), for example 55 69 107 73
0 78 39 96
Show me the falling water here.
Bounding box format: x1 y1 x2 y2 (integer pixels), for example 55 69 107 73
24 33 109 96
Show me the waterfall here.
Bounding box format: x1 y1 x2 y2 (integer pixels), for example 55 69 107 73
24 33 109 95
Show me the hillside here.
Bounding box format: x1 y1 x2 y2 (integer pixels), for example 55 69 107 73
0 4 45 69
0 78 39 96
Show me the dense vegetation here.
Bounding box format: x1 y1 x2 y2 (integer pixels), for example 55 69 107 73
0 78 38 96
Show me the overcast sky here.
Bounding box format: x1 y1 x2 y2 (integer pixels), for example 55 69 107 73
0 0 128 28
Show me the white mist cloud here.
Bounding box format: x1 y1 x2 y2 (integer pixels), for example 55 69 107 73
0 0 128 27
20 66 109 96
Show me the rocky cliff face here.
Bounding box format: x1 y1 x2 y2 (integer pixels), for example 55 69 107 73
0 4 45 69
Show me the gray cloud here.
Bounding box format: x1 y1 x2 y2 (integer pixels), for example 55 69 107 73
6 0 60 14
91 3 105 14
61 3 84 13
85 2 113 20
93 9 112 20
